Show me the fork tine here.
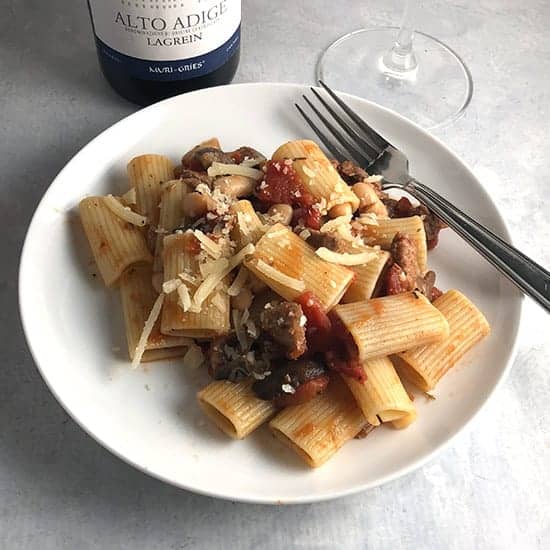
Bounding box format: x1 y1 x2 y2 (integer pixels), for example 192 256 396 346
295 104 347 162
301 95 374 166
318 80 390 151
309 88 382 162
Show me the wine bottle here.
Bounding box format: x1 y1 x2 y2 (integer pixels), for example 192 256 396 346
87 1 241 105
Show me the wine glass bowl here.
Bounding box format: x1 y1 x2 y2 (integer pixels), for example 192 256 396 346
317 25 473 130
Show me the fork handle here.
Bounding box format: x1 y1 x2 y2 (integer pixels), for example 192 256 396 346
401 178 550 313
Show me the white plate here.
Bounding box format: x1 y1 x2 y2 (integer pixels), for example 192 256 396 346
19 83 522 504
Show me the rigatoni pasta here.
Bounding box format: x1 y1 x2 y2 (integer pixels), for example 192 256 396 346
79 196 152 287
272 140 360 212
78 136 489 469
161 232 230 338
197 379 276 439
359 216 428 272
343 356 416 427
120 264 190 361
244 223 355 310
127 154 174 227
333 292 449 361
269 375 366 467
393 289 491 391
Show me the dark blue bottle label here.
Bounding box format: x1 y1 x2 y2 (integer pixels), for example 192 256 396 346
88 1 241 81
94 27 240 81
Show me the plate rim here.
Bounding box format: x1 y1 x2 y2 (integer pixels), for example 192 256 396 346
18 82 523 504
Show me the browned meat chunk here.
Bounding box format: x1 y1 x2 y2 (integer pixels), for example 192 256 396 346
305 229 348 253
230 146 266 164
384 232 419 295
207 335 271 382
415 270 443 302
252 359 328 406
193 147 235 170
260 301 307 360
173 167 213 188
383 196 446 249
337 160 371 185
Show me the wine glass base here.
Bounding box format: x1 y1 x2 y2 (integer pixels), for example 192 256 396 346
317 27 473 130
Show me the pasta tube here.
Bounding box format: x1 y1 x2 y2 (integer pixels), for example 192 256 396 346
230 199 265 248
272 140 359 212
79 196 152 287
244 223 354 310
360 216 428 272
269 374 366 468
332 292 449 361
197 379 276 439
120 264 190 361
127 154 174 227
161 232 230 337
393 289 490 391
343 356 416 426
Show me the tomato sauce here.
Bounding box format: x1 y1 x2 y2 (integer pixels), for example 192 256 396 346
257 160 321 229
295 291 332 353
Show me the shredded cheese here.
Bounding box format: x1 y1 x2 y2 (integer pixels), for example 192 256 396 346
191 244 255 311
131 293 164 369
211 291 226 312
320 215 352 233
227 266 248 296
200 257 229 277
254 259 305 292
315 247 376 266
104 195 148 227
194 230 222 259
162 278 182 294
356 213 380 226
207 162 263 180
176 283 192 312
178 271 198 285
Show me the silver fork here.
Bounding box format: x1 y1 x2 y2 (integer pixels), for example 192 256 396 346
296 81 550 313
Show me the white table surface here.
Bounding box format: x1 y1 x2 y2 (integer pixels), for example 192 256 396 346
2 0 549 548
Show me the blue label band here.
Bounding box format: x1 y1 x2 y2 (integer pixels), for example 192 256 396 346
95 26 240 82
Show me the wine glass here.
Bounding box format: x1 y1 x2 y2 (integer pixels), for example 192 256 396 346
317 1 473 129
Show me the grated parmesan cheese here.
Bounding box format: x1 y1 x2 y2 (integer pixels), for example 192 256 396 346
176 283 192 312
227 266 248 296
320 215 352 234
131 293 164 369
178 271 199 285
162 278 182 294
194 230 222 259
191 244 255 311
298 228 311 240
254 260 305 292
200 257 229 277
207 162 263 180
104 194 148 227
315 247 376 266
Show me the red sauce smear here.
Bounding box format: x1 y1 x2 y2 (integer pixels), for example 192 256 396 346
325 312 366 382
257 160 321 229
184 234 202 256
295 291 332 353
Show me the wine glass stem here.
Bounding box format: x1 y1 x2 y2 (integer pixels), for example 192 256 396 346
382 1 418 73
